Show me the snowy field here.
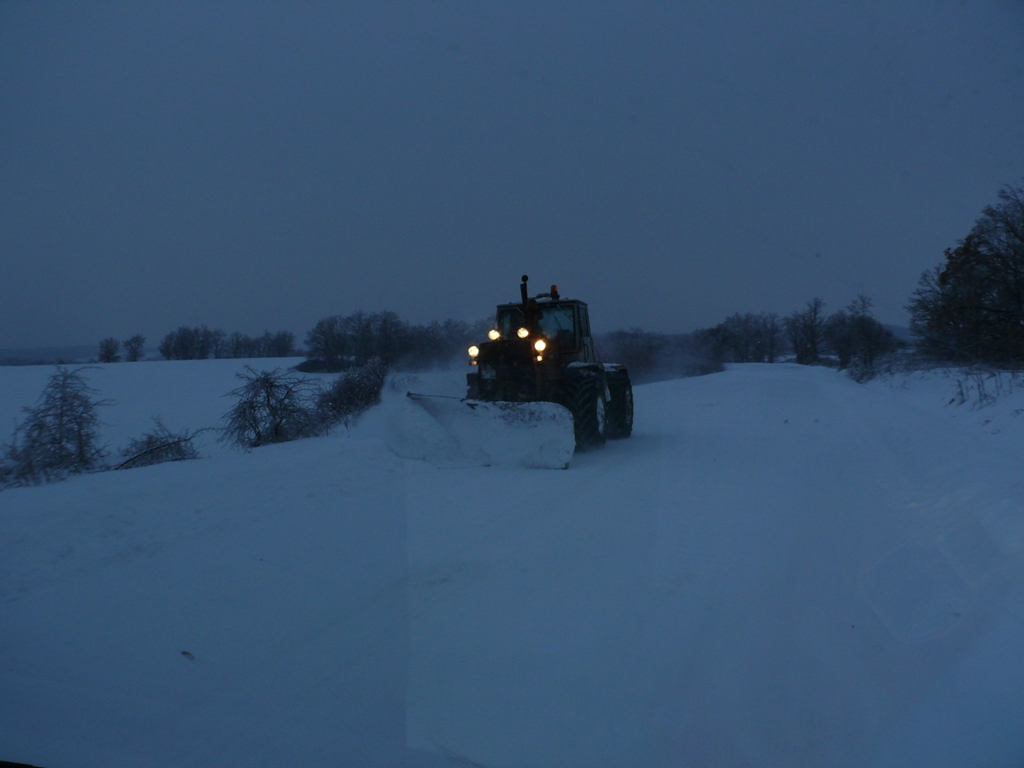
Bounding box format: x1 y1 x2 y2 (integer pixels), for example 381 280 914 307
2 360 1024 767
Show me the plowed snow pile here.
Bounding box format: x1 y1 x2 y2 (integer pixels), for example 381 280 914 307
2 362 1023 767
371 382 574 469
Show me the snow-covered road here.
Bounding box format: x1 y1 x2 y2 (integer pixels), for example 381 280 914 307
2 362 1023 766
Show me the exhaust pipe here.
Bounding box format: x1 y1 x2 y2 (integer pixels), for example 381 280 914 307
520 275 529 308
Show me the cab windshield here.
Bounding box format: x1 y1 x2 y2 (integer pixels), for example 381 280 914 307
496 305 576 345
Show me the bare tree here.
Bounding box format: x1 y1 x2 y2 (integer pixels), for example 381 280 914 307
846 296 896 374
786 298 827 364
825 296 898 378
315 357 389 427
304 316 347 370
227 331 249 358
824 311 855 368
210 329 228 359
1 367 108 486
268 330 296 357
760 313 784 363
907 180 1024 364
220 368 322 449
123 334 146 362
98 337 121 363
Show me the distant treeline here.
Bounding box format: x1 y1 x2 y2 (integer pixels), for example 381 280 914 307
300 311 490 371
96 329 298 362
158 327 297 360
96 313 490 370
598 298 898 383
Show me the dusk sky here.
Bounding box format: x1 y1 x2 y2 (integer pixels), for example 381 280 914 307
2 1 1023 349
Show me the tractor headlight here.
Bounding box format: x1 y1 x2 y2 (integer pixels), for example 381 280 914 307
517 327 529 339
468 345 480 358
533 339 547 352
488 329 501 341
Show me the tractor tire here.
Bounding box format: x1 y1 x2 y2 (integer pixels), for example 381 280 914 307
606 369 633 439
564 370 607 451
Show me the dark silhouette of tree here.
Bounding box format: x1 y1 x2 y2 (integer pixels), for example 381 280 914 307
157 326 294 360
210 329 228 359
907 181 1024 364
1 367 108 486
98 337 121 363
305 316 347 370
123 334 146 362
708 312 786 363
785 298 827 364
303 311 471 371
220 368 322 448
268 330 296 357
825 296 897 377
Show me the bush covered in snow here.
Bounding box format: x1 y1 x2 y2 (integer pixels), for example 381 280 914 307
0 367 108 487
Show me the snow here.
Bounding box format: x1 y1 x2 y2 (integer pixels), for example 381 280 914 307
383 389 575 469
2 361 1023 766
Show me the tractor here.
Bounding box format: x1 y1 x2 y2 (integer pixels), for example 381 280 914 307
463 275 632 450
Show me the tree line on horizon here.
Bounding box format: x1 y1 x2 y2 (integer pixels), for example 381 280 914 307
98 328 298 362
597 295 898 383
97 314 490 371
96 179 1023 376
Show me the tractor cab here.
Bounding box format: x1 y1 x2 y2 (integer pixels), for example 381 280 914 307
494 299 594 361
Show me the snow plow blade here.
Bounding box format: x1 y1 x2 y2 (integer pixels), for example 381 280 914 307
389 393 575 469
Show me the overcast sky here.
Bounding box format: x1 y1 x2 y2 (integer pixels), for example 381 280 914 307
2 1 1023 348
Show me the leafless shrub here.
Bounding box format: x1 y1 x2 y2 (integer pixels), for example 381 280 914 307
314 356 389 427
219 357 390 450
115 418 203 469
0 367 109 487
123 334 146 362
785 298 827 365
220 367 323 449
949 366 1024 408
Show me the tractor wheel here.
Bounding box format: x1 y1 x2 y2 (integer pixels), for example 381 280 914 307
564 371 607 451
606 370 633 439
